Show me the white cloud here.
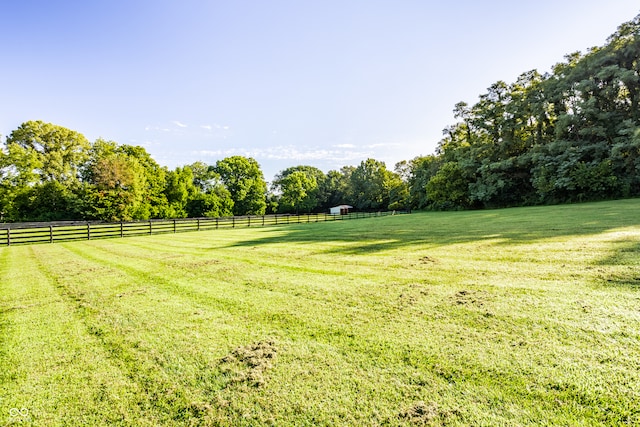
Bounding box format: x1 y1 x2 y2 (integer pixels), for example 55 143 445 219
144 125 170 132
193 145 373 163
365 142 402 149
333 143 356 148
200 123 230 131
193 149 238 158
147 121 229 136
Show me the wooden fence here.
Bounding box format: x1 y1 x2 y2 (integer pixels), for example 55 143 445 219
0 211 406 246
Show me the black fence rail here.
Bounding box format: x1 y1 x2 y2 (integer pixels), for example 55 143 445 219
0 211 407 246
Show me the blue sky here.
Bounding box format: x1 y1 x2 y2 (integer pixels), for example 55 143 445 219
1 1 638 181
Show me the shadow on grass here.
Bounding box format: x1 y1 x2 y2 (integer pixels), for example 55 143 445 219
594 238 640 288
222 200 640 287
227 200 640 251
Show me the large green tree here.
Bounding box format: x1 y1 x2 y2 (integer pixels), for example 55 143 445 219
164 166 197 218
80 139 170 220
4 120 90 187
83 153 148 221
277 171 316 214
321 166 354 210
350 158 400 210
1 121 90 220
188 161 219 192
183 162 234 217
407 155 440 209
272 165 325 213
213 156 267 215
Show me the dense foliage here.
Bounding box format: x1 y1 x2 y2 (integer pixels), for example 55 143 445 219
0 123 410 221
1 15 638 221
0 124 239 222
414 15 640 209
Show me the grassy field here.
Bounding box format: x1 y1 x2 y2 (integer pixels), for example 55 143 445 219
1 200 639 426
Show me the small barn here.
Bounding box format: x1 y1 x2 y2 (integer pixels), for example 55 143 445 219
329 205 353 215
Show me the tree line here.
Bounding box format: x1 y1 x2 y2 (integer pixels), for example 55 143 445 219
1 15 639 222
409 14 640 209
0 122 407 222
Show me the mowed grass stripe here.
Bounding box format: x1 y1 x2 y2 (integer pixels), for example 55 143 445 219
28 238 449 425
58 236 440 364
56 219 639 424
92 225 401 282
60 233 405 317
33 242 232 425
0 246 148 426
60 238 348 318
27 243 271 425
2 201 640 425
53 235 486 424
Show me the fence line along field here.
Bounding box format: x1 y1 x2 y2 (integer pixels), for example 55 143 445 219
1 199 639 426
0 211 400 246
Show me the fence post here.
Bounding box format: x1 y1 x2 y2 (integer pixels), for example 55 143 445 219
87 223 91 240
262 216 265 226
50 225 53 243
232 217 235 228
275 215 278 225
7 228 10 246
120 222 124 238
173 219 176 233
248 216 251 227
149 220 152 235
216 218 219 229
197 218 200 231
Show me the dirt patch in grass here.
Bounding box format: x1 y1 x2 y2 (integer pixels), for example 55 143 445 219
399 401 459 425
220 340 278 387
397 284 429 311
453 290 487 307
398 293 418 308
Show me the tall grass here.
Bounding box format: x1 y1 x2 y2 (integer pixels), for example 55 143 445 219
1 200 639 426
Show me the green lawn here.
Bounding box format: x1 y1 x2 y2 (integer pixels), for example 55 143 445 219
1 200 639 426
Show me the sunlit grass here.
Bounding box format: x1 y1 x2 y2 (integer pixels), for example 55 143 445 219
1 200 640 425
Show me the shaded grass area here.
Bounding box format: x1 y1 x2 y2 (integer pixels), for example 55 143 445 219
1 199 640 425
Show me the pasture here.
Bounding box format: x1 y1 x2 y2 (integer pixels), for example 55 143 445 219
1 200 639 426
